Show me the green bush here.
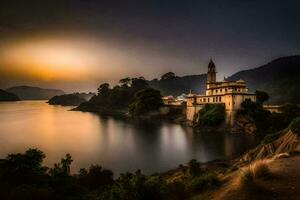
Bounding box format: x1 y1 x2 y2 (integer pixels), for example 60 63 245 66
237 100 271 132
187 159 203 177
186 172 220 193
195 104 225 126
129 88 163 116
166 181 188 200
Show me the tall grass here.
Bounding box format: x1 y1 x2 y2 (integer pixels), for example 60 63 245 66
236 160 272 189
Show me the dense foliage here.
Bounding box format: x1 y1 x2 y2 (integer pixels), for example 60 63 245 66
129 88 163 115
148 73 207 96
255 90 270 104
237 100 271 131
195 104 225 126
262 116 300 144
0 149 219 200
0 89 20 101
48 94 86 106
76 77 149 113
238 99 300 135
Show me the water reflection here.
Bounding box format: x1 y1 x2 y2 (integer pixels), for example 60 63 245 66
0 101 258 175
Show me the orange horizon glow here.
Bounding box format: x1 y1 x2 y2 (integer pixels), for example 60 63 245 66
0 39 100 82
0 35 206 92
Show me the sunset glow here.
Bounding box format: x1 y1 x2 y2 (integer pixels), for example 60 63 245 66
0 39 100 82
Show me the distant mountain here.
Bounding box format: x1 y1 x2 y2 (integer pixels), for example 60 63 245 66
0 89 20 101
148 56 300 104
229 55 300 104
6 86 65 100
48 94 86 106
148 74 206 96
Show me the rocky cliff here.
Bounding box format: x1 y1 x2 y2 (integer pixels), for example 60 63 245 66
237 117 300 164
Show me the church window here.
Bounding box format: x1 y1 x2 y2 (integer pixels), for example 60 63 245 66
219 96 221 101
208 98 210 102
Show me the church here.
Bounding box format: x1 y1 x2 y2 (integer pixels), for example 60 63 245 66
186 60 256 125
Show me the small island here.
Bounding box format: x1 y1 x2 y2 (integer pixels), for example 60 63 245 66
47 94 86 106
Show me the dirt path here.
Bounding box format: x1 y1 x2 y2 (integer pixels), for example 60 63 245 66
195 155 300 200
264 156 300 200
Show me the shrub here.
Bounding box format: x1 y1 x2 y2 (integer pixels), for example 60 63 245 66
195 104 225 126
166 181 188 200
187 159 203 177
9 184 54 200
186 172 220 193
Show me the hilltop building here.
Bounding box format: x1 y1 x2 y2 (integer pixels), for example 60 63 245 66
186 60 256 125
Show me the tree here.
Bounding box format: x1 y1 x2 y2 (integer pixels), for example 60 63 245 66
255 90 269 104
279 103 300 119
49 154 73 177
85 165 113 189
161 72 175 80
131 77 149 90
119 77 131 87
97 83 110 96
129 88 163 115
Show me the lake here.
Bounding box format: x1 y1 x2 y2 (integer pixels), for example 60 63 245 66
0 101 258 175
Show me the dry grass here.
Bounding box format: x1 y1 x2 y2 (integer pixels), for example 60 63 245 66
235 159 272 189
273 153 290 160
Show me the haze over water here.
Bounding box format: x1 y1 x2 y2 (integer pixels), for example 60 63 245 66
0 101 257 175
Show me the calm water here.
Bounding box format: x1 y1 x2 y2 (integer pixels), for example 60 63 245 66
0 101 257 175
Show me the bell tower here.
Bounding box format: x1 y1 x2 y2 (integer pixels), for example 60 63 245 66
207 59 216 83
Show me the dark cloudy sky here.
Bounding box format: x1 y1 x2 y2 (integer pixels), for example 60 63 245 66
0 0 299 92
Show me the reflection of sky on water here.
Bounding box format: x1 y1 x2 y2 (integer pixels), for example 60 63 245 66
0 101 258 175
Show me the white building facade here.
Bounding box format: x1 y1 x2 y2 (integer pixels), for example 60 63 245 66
186 60 256 125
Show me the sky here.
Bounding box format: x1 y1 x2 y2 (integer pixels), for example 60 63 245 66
0 0 300 92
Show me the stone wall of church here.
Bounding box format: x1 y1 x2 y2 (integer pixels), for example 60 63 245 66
186 93 256 124
186 104 204 121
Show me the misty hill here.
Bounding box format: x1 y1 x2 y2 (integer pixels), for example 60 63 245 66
6 86 65 100
72 92 95 101
148 73 207 96
229 55 300 104
0 89 20 101
148 56 300 104
48 94 86 106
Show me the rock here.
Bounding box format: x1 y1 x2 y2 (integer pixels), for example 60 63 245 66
236 117 300 165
